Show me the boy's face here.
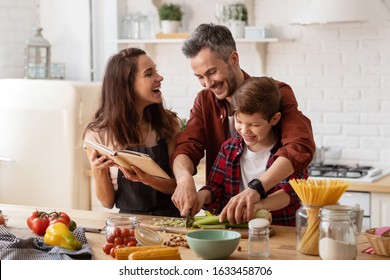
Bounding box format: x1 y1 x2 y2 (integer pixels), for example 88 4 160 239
234 112 281 152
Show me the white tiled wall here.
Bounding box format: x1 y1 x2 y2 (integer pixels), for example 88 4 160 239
1 0 390 168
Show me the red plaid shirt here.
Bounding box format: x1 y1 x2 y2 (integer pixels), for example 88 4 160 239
199 136 308 226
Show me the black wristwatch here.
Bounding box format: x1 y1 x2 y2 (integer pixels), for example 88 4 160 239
248 179 268 199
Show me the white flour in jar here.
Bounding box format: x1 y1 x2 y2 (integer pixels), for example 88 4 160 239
319 237 357 260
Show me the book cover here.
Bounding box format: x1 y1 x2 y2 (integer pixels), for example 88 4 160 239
83 140 170 179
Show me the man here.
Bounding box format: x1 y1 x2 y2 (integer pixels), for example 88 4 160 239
171 23 315 224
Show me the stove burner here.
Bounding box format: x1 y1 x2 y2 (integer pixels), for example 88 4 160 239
308 164 373 179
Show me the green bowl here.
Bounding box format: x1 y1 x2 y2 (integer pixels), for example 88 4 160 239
186 230 241 259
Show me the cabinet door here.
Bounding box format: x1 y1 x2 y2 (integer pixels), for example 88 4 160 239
371 192 390 227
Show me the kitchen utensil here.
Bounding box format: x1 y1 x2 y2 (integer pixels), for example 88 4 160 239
186 229 241 259
83 227 104 233
185 214 194 228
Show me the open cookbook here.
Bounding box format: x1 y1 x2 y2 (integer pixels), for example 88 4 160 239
83 140 170 179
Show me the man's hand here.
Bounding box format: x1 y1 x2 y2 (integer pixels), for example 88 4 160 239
171 174 198 217
219 188 260 224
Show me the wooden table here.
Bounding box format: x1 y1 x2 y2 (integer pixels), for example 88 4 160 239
1 203 387 260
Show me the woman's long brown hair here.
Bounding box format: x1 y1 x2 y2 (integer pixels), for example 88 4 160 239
82 48 178 148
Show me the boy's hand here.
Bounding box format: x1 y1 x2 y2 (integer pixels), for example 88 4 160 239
219 188 260 224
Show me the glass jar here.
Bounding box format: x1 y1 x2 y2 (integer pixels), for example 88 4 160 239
139 15 151 39
105 216 139 243
295 204 321 255
248 218 270 258
319 205 357 260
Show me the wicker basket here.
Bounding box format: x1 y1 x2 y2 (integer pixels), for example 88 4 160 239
365 228 390 257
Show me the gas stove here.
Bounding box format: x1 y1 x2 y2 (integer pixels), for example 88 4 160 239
308 164 390 183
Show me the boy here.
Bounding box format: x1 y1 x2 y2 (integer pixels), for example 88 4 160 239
195 77 308 226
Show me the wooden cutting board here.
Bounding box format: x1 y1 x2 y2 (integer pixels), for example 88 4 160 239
137 217 275 239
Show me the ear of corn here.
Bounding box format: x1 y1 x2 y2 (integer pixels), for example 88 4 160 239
128 247 181 260
115 245 167 260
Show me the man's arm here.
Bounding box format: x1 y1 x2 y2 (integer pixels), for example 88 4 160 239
275 82 316 171
171 154 198 216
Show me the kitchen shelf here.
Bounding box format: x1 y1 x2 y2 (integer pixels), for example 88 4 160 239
116 38 280 44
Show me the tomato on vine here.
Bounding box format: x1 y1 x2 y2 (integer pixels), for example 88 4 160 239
49 211 71 227
26 210 50 236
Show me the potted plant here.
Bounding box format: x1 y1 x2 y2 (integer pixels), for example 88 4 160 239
226 2 248 39
158 3 183 34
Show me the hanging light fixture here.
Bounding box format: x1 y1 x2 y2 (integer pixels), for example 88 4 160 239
291 0 390 25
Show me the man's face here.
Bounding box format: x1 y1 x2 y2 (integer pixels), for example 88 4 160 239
189 48 237 100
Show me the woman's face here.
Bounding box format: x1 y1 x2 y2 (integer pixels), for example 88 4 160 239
133 54 164 108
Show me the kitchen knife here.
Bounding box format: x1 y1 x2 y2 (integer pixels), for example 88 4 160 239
185 214 194 228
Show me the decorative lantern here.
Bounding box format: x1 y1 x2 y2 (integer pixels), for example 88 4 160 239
24 27 51 79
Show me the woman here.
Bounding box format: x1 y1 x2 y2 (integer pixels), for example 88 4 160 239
82 48 181 216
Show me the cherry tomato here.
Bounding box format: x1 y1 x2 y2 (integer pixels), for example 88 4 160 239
49 211 71 227
114 227 121 237
122 237 131 245
27 210 50 236
121 227 130 237
103 243 115 255
106 233 115 243
109 247 116 258
0 215 5 225
127 241 137 247
114 237 123 246
129 229 135 236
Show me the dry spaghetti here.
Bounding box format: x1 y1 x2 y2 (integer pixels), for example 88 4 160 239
289 179 349 255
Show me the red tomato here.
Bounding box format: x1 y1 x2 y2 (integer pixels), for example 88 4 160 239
127 241 137 247
109 247 116 258
0 215 5 225
49 211 71 227
114 237 123 246
121 227 130 237
27 210 50 235
30 216 50 236
129 229 135 236
114 227 121 237
122 237 131 245
103 243 115 255
106 233 115 243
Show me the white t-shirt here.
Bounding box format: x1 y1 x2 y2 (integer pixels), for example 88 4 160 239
240 145 273 192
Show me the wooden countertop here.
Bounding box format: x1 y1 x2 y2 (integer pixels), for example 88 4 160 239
1 203 388 260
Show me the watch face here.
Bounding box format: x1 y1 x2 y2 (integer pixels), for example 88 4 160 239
248 179 267 199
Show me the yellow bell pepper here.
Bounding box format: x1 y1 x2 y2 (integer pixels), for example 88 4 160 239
44 222 82 250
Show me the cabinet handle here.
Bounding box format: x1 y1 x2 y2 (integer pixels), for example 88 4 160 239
0 157 15 163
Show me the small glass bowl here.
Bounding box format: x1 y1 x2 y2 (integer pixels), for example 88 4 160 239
105 216 139 243
135 227 163 246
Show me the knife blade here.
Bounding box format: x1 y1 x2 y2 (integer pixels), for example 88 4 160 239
185 214 194 228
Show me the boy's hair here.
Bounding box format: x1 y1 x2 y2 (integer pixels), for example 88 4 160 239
232 77 281 121
182 23 236 62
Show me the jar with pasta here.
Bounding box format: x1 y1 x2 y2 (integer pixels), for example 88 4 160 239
319 205 357 260
296 204 321 255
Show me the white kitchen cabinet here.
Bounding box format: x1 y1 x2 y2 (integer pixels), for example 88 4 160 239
370 192 390 227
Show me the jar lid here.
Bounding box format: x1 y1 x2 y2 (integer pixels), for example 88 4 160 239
106 216 139 227
248 218 269 229
135 227 163 246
